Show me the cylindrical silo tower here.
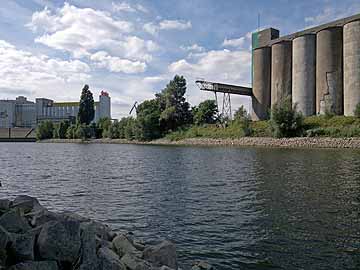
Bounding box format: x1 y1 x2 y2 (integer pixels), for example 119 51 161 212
251 47 271 120
292 34 316 116
316 27 343 115
344 20 360 116
271 41 292 108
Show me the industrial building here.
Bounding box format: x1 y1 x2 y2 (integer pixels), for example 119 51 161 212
0 91 111 128
251 13 360 120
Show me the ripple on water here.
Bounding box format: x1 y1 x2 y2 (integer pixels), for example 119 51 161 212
1 143 360 269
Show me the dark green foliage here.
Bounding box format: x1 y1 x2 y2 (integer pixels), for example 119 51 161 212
193 100 218 125
233 105 248 121
232 106 252 136
156 75 192 132
354 103 360 118
135 99 162 140
57 120 70 139
270 97 304 138
78 85 95 125
102 120 121 139
123 117 137 140
66 125 76 139
97 117 112 138
36 121 54 140
75 123 93 140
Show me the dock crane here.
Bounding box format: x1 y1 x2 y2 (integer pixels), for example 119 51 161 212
129 101 138 115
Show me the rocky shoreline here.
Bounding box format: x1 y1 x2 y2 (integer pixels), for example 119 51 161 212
0 195 213 270
40 137 360 149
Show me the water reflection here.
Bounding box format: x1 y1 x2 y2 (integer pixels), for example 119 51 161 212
0 143 359 269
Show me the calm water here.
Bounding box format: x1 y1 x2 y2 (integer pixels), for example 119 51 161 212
0 143 360 269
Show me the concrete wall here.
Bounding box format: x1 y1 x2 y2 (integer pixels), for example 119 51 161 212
252 47 271 120
0 101 15 128
316 27 343 115
344 20 360 116
271 41 292 108
292 34 316 116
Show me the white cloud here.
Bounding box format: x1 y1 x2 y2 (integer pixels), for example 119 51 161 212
169 49 251 84
222 32 252 49
112 2 148 13
167 47 252 113
143 19 192 35
0 39 90 98
90 51 146 73
159 20 192 30
305 5 360 27
181 44 204 52
27 3 157 73
222 37 246 48
143 76 167 83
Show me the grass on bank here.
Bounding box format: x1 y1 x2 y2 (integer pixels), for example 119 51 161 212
165 115 360 141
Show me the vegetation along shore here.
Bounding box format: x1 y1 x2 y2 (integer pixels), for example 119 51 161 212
36 75 360 149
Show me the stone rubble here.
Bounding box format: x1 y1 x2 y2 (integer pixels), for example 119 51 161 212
0 195 214 270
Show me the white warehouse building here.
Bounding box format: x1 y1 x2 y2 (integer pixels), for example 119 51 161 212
0 91 111 128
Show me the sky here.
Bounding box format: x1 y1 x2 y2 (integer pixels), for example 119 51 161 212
0 0 359 119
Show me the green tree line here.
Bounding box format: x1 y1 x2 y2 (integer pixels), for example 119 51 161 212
37 75 360 141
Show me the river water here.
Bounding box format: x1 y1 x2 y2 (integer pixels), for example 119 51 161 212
0 143 359 269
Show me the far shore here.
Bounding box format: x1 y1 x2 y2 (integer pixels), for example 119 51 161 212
39 137 360 149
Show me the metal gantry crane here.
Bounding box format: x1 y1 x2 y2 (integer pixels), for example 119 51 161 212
195 79 252 120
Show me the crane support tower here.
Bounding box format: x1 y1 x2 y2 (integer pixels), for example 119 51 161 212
195 79 252 119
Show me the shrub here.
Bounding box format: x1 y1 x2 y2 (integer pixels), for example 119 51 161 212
233 106 252 136
54 120 70 139
36 121 54 140
270 97 304 138
193 100 218 125
66 125 76 139
354 103 360 118
233 105 248 121
75 124 93 140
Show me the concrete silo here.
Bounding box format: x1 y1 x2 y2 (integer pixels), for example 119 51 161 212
344 20 360 116
271 41 292 108
251 47 271 120
316 27 343 115
292 34 316 116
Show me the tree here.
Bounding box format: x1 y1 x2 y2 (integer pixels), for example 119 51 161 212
75 123 93 140
97 117 112 138
36 121 54 140
233 105 248 121
78 84 95 125
354 103 360 118
156 75 192 132
54 120 70 139
194 100 218 125
270 97 304 138
135 99 161 140
66 125 76 139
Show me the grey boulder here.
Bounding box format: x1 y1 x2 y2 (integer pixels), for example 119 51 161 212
143 240 177 269
10 231 36 261
12 195 43 214
0 199 11 212
121 253 154 270
0 210 31 233
97 246 125 270
8 261 58 270
112 234 142 258
191 261 215 270
37 219 81 264
0 225 11 249
79 223 98 270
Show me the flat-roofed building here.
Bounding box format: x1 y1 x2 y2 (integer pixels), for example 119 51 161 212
0 91 111 128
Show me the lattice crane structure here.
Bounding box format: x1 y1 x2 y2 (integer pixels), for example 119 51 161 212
195 79 252 120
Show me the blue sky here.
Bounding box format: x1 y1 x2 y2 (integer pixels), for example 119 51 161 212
0 0 359 118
